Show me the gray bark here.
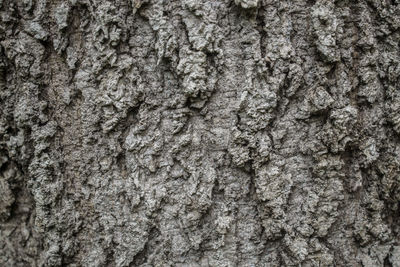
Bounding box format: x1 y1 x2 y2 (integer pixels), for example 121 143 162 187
1 0 400 266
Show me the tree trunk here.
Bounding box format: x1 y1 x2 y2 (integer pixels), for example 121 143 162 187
1 0 400 266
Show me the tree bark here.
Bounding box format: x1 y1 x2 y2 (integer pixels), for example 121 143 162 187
1 0 400 266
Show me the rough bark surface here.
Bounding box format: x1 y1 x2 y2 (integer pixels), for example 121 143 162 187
1 0 400 266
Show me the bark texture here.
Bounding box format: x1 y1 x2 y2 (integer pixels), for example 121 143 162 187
1 0 400 266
